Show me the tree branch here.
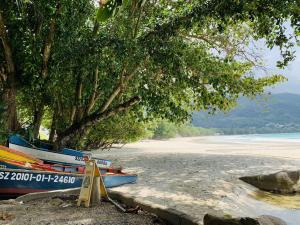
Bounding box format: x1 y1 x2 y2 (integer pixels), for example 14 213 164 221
57 96 141 146
85 66 99 115
71 73 83 123
99 64 139 113
99 85 122 113
41 2 61 78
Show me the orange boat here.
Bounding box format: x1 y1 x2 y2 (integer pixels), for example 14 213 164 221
0 145 42 164
0 145 85 173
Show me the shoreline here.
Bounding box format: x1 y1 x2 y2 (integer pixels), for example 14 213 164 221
112 136 300 160
98 136 300 225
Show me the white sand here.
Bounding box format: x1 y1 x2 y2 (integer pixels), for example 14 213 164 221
122 136 300 159
99 136 300 225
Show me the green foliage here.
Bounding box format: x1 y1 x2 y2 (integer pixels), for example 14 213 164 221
1 0 299 148
177 125 216 137
96 0 123 22
84 111 150 149
152 121 178 139
152 121 215 139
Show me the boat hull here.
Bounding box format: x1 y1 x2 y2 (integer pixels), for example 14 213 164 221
0 160 109 174
9 143 111 168
0 145 42 164
0 169 137 195
8 135 112 168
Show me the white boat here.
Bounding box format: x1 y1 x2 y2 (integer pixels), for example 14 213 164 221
9 135 112 168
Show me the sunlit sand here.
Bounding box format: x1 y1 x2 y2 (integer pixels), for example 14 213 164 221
121 136 300 159
99 136 300 225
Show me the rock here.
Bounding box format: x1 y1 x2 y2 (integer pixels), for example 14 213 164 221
257 215 287 225
203 214 287 225
203 214 259 225
240 170 300 194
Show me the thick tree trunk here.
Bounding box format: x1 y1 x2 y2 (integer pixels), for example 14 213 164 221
2 87 19 132
32 104 44 139
49 126 56 142
0 11 19 132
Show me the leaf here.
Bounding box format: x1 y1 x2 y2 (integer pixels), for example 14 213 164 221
96 5 113 22
96 0 123 22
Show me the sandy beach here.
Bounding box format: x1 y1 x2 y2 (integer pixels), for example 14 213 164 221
0 196 163 225
98 136 300 225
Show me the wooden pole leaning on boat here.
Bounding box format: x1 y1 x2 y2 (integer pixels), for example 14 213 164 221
77 160 126 212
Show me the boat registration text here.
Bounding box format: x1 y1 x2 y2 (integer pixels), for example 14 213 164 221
0 172 76 183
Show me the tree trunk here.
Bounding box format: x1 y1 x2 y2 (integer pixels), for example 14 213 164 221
49 113 57 142
32 104 44 139
2 86 19 132
70 74 83 123
32 2 61 140
0 11 19 133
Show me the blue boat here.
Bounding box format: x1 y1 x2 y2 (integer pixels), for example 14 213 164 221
8 135 112 168
0 168 137 196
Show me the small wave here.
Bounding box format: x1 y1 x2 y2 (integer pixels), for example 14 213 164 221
218 133 300 143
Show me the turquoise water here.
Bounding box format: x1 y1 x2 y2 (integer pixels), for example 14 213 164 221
230 132 300 225
244 132 300 140
222 132 300 142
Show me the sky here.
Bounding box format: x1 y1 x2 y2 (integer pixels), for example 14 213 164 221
264 45 300 94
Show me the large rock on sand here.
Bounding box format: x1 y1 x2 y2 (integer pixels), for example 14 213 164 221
240 170 300 194
203 214 286 225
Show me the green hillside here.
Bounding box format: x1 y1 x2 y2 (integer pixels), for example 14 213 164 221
192 93 300 134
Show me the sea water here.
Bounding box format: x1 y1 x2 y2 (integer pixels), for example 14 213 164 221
238 190 300 225
243 132 300 140
220 132 300 143
231 132 300 225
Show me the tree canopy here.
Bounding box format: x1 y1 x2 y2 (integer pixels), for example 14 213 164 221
0 0 299 148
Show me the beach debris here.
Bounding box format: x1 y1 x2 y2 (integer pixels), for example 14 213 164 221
203 214 287 225
56 194 78 201
49 197 64 206
151 215 165 224
0 211 15 221
125 205 141 213
61 203 72 208
240 170 300 194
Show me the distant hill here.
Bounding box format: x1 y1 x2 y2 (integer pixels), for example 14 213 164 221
192 93 300 134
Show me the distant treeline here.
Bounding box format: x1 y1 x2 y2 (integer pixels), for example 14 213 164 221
151 121 216 139
81 114 216 149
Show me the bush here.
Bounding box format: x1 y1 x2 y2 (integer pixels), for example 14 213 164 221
84 112 150 150
152 121 215 139
152 121 178 139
